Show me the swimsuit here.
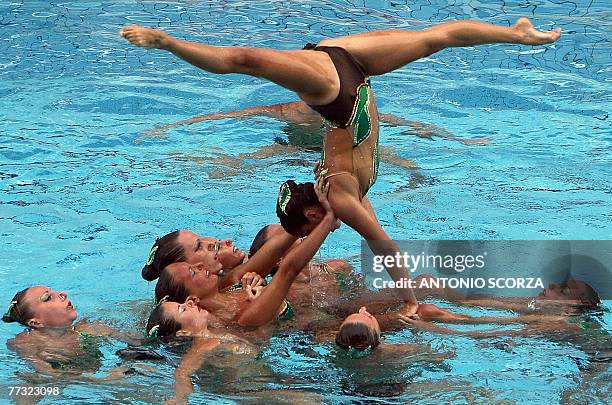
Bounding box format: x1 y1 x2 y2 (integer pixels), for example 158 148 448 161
311 262 350 293
276 299 295 322
220 282 243 293
303 44 380 197
47 331 102 372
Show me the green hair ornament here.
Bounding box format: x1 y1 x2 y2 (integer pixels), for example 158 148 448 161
145 245 159 266
3 300 18 320
278 182 292 215
147 324 159 338
155 295 169 306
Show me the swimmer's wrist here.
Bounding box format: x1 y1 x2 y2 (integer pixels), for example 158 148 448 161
161 35 178 51
321 212 336 230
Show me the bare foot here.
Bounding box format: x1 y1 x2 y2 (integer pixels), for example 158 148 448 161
514 17 561 45
119 25 172 49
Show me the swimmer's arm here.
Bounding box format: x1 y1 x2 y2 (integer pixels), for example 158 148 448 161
450 298 529 313
236 212 336 327
376 343 428 356
170 338 220 405
328 184 417 313
8 336 59 375
75 321 141 345
140 102 301 138
460 314 570 325
220 231 298 289
378 113 489 145
398 317 541 338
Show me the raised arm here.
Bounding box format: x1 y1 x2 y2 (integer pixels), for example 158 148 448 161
327 178 418 316
235 179 337 327
220 230 298 289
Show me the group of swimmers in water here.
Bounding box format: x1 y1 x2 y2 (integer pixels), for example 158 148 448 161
6 15 604 402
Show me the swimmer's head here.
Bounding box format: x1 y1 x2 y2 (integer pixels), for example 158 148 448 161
155 261 222 304
2 286 77 329
146 297 209 338
144 230 246 281
276 180 324 237
335 306 381 351
177 231 245 271
537 279 600 310
142 231 186 281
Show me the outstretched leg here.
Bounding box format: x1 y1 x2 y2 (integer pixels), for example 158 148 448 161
318 17 561 76
120 26 339 105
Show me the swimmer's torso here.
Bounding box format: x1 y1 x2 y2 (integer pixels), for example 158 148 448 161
319 85 380 197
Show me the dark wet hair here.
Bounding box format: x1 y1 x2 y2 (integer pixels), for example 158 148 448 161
248 225 280 276
569 279 600 309
335 322 380 351
155 265 191 304
142 231 186 281
276 180 319 236
249 225 270 257
2 288 35 327
146 303 182 338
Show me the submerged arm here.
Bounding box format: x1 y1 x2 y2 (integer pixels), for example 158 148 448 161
75 320 141 344
169 338 220 404
378 113 489 145
140 101 308 139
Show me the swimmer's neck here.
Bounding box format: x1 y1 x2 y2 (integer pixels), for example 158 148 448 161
199 291 235 312
32 325 77 338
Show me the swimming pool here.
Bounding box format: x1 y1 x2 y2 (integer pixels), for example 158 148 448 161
1 0 610 403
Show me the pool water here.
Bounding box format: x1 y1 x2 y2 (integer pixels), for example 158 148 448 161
1 0 610 404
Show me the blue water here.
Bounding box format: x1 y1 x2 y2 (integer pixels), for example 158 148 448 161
1 0 610 404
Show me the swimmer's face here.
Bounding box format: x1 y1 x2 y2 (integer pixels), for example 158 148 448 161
22 286 77 328
161 298 209 335
167 262 221 300
342 306 381 336
178 230 245 270
537 279 595 305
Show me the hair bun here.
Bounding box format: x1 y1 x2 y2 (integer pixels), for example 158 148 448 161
2 314 15 323
142 265 159 281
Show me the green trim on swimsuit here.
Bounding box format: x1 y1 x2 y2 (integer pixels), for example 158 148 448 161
370 136 380 191
351 83 372 146
568 315 591 330
221 282 243 293
276 300 295 322
333 272 351 293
